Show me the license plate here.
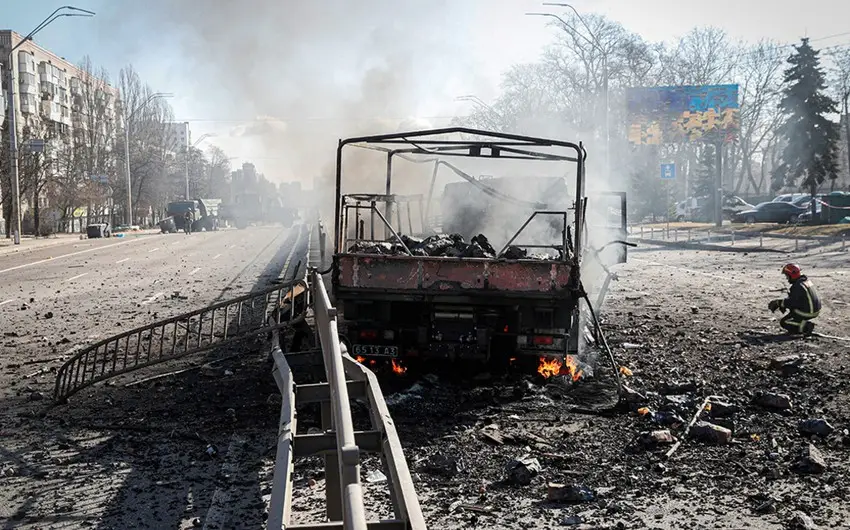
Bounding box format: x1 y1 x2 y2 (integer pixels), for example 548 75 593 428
354 345 399 358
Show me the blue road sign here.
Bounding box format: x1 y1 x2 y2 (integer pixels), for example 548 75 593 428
660 163 676 180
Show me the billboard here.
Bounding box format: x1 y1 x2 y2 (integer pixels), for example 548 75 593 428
626 85 739 145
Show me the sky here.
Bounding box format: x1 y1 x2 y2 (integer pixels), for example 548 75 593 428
5 0 850 182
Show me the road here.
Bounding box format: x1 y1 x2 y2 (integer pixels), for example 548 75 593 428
0 225 309 529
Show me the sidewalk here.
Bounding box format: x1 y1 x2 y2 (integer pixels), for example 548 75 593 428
0 229 161 256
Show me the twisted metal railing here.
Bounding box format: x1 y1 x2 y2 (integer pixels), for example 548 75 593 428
53 279 307 402
267 268 426 530
54 223 310 402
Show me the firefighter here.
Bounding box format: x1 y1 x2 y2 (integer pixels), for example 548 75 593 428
768 263 821 335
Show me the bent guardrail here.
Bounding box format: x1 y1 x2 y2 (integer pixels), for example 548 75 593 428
267 269 426 530
54 224 310 402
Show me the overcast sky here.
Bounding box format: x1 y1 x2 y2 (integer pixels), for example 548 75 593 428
6 0 850 179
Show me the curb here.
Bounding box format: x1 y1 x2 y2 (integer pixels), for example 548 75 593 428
633 238 785 253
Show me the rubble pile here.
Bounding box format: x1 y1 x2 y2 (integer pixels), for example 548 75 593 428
348 233 549 260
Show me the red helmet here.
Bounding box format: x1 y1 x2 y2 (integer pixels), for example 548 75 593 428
781 263 802 281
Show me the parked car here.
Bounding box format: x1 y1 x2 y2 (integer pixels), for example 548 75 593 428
772 193 808 204
675 195 754 221
86 223 112 238
732 201 809 224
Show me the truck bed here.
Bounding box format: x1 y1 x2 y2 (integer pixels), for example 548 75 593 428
333 253 573 296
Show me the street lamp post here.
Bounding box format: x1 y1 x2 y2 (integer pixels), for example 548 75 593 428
528 3 610 179
123 92 172 226
185 133 214 200
5 6 95 244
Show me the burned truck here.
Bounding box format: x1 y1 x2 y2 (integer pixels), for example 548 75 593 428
329 127 627 370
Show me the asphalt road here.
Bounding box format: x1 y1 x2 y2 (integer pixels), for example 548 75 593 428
0 224 310 529
0 227 298 392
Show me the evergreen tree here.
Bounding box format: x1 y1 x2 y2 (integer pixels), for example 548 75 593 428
692 144 716 220
773 38 840 203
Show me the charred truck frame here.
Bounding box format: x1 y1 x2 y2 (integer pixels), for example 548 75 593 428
331 127 623 368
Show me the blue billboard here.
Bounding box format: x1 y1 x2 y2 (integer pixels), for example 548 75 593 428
626 85 740 145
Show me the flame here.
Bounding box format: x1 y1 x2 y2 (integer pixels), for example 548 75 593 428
391 359 407 375
537 356 584 381
560 355 584 382
537 357 562 378
355 355 366 364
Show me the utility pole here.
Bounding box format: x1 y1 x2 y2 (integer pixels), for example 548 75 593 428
715 139 723 227
5 6 95 244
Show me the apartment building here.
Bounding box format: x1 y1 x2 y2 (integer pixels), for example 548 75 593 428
1 30 120 223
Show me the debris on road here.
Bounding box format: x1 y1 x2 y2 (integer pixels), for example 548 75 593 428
689 421 733 445
753 392 792 410
423 453 463 478
770 354 804 374
798 418 835 437
546 483 595 503
790 511 819 530
791 444 827 474
505 455 540 485
366 470 387 483
639 429 676 448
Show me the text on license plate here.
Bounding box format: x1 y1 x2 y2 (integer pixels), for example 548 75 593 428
353 345 399 358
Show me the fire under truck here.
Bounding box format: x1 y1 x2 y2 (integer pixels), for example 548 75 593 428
329 127 627 372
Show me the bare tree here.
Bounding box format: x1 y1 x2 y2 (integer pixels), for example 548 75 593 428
729 40 785 195
829 48 850 189
118 64 175 223
205 145 232 199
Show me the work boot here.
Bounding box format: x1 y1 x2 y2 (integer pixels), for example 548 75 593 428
803 321 815 336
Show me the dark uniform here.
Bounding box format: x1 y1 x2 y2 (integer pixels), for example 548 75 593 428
769 265 821 335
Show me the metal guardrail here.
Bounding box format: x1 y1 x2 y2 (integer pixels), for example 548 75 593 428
54 280 307 402
54 224 310 402
268 269 426 530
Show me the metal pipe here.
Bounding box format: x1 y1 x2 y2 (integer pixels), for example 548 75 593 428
311 270 368 530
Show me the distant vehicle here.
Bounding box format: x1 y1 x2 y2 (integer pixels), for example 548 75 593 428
772 193 808 204
675 195 754 222
732 201 808 224
165 198 221 233
220 192 296 229
86 222 111 238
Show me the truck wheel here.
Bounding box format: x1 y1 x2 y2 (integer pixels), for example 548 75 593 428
745 216 756 225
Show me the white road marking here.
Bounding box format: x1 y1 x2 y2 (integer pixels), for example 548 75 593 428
115 258 130 264
212 253 221 260
0 299 15 307
203 434 244 530
148 247 160 253
189 267 202 276
63 272 88 283
141 292 164 305
0 239 142 274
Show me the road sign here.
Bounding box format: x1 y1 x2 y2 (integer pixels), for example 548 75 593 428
660 163 676 180
22 139 46 153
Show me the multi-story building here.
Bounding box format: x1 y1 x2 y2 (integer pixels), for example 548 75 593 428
1 30 121 229
164 121 190 156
